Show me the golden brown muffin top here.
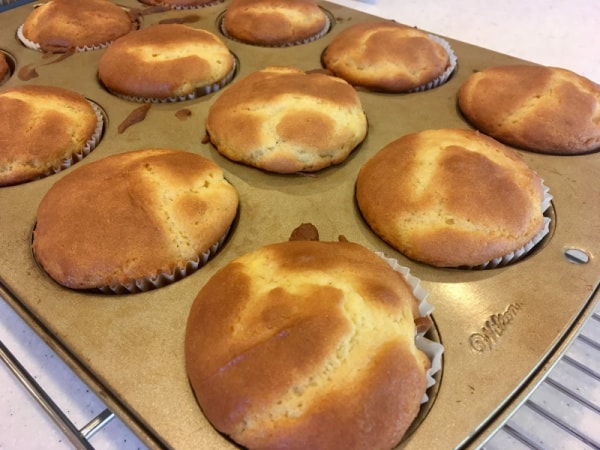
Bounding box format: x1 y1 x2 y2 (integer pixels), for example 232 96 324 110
33 149 239 290
206 66 367 173
98 24 234 100
0 85 98 186
323 20 450 92
458 65 600 154
22 0 135 52
185 238 429 449
223 0 328 46
356 129 546 267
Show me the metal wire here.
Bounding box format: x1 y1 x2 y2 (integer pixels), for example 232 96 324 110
0 339 101 450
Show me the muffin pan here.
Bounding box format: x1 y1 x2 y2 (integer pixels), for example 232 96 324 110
0 2 599 449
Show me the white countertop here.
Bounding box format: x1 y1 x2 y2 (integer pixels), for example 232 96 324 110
1 1 599 449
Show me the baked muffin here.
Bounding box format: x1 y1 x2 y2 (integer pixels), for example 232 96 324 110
458 65 600 155
185 231 432 449
98 23 235 102
222 0 329 47
356 129 550 268
139 0 223 8
0 52 10 83
19 0 135 52
206 66 368 173
0 85 102 187
32 149 239 293
322 20 455 93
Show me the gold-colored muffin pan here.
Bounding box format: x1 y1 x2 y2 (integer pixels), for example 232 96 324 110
1 2 598 448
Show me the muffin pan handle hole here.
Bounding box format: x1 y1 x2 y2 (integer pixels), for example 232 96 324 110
564 248 590 265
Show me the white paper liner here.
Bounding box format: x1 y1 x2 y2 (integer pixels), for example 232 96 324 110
106 57 237 104
219 11 331 47
408 34 458 93
17 24 115 52
41 100 104 178
376 251 444 403
469 180 553 270
97 228 231 294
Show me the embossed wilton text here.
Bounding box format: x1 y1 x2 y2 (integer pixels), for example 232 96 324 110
469 303 523 353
